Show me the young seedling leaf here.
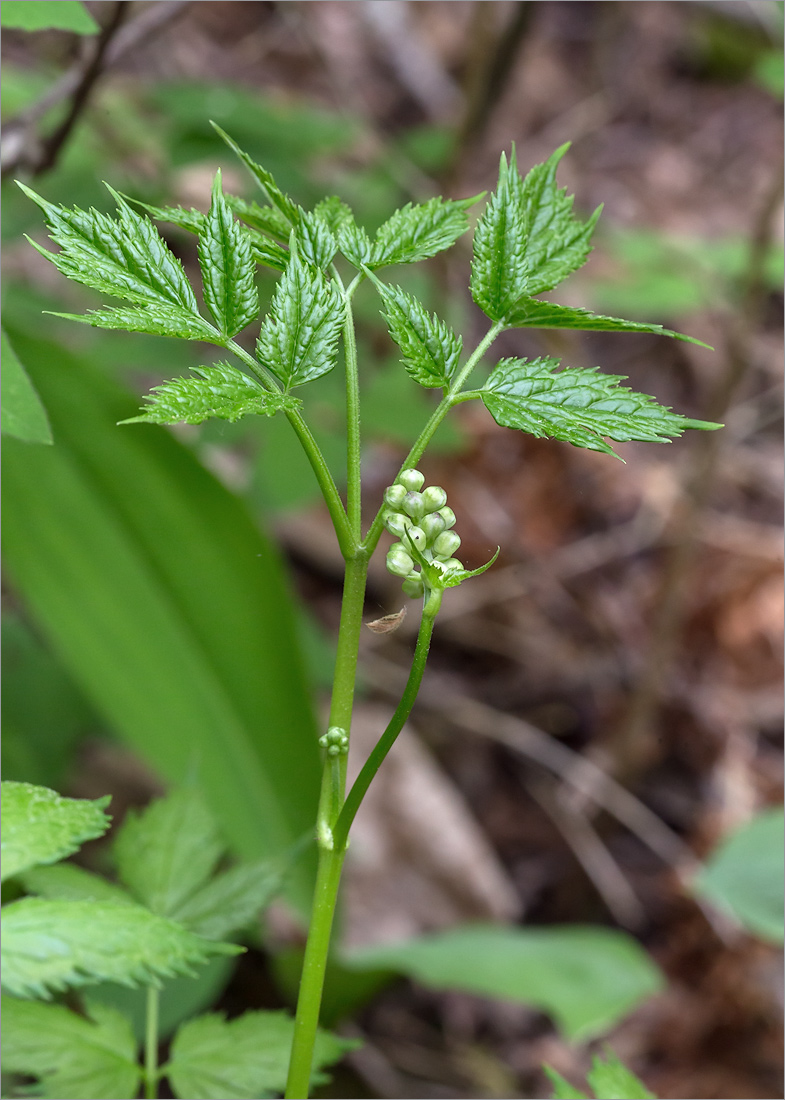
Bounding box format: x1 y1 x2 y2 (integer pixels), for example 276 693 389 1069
210 122 299 226
17 182 204 318
369 195 479 268
1 781 110 882
366 272 462 388
113 787 224 918
543 1065 588 1099
1 0 99 34
296 207 338 270
1 896 241 999
165 1010 357 1100
120 364 299 426
19 862 136 906
1 329 53 444
586 1049 656 1099
346 923 664 1042
47 304 218 342
256 251 344 388
198 170 259 337
471 145 600 321
170 857 286 940
2 996 141 1100
482 357 721 458
501 297 712 347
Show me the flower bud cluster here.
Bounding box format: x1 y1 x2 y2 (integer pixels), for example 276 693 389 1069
384 469 463 598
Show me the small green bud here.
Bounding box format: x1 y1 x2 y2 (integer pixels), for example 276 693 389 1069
438 505 456 529
387 547 414 577
402 574 424 598
403 492 425 520
440 557 464 573
385 512 410 538
396 469 425 491
421 485 448 513
420 512 446 543
384 484 407 509
433 530 461 559
404 525 426 552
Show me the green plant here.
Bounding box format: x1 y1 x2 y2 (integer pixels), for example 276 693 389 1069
545 1048 656 1099
16 134 719 1098
1 780 353 1099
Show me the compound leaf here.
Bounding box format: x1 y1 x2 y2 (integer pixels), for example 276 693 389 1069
1 897 241 999
170 857 286 941
482 357 721 458
1 781 110 882
1 1 99 33
370 276 462 389
256 251 344 388
501 297 711 347
113 787 224 919
19 862 136 907
165 1010 356 1100
210 122 299 226
2 996 141 1100
471 145 600 321
120 364 299 426
369 195 478 268
198 171 259 337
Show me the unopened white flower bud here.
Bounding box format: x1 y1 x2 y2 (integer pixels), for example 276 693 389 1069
402 574 424 598
421 485 448 513
385 512 410 538
387 547 414 577
396 469 425 491
403 492 425 520
420 513 446 543
433 531 461 559
384 484 407 509
440 557 464 573
437 505 456 529
404 525 426 552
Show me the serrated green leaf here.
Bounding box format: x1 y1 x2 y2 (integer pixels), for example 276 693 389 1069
165 1010 357 1100
210 122 299 226
47 304 218 341
369 195 478 268
336 218 373 268
18 182 204 320
543 1065 588 1099
1 781 111 882
692 808 784 944
586 1050 656 1099
225 195 291 241
482 357 721 458
198 170 259 337
1 1 99 34
296 207 337 270
313 195 354 234
471 145 600 321
369 275 462 388
1 897 241 999
1 328 53 443
18 862 136 906
170 857 285 940
440 547 500 588
121 364 299 426
501 297 711 347
2 996 141 1100
256 252 344 388
124 196 207 235
113 788 224 918
347 923 664 1042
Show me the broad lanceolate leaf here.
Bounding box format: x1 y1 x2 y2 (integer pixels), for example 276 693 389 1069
2 996 141 1100
482 357 721 458
369 195 479 268
256 252 344 388
372 278 462 389
471 145 601 322
19 862 136 906
165 1010 357 1100
347 923 664 1042
170 857 286 940
1 897 241 999
1 781 110 882
113 788 223 919
1 0 99 33
198 171 259 337
1 329 53 443
19 182 205 322
501 297 712 347
120 364 300 426
211 122 300 226
296 207 338 270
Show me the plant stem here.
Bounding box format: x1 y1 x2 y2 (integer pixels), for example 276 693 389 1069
342 282 362 540
333 594 439 850
143 985 159 1100
362 319 503 554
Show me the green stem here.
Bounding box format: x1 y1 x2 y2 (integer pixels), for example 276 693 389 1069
143 985 159 1100
333 594 439 850
362 320 503 554
342 282 362 540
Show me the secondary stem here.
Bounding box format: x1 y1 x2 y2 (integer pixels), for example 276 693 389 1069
143 985 159 1100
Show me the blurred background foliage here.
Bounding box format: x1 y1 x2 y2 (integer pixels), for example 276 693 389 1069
2 2 783 1098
